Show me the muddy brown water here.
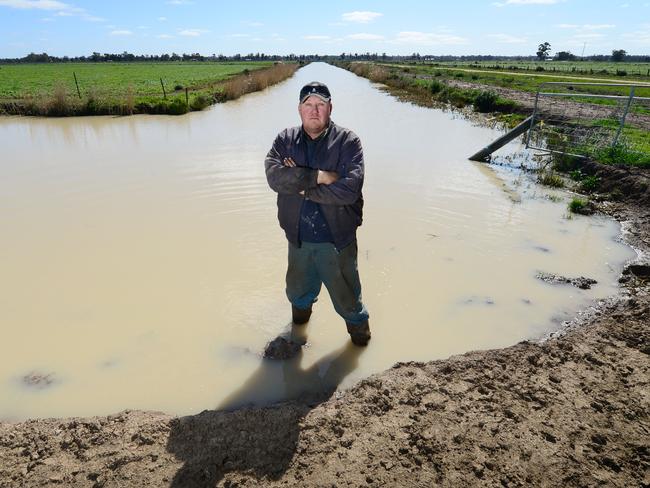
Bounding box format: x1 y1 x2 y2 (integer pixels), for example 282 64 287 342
0 63 636 421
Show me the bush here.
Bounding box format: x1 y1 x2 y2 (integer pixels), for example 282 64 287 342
473 90 498 112
570 169 583 181
580 175 600 192
616 69 627 76
434 71 443 77
430 79 444 94
190 93 212 111
48 82 70 116
167 97 189 115
569 198 586 213
454 72 465 78
538 171 565 188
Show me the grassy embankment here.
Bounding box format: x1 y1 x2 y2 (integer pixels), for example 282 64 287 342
0 61 298 116
337 61 650 168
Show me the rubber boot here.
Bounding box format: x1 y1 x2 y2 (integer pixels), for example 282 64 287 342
346 320 371 346
292 304 312 325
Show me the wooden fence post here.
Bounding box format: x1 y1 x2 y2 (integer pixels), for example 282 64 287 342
160 78 167 99
185 87 189 106
73 72 81 99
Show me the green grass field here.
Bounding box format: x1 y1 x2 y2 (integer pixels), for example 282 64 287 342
0 61 274 100
423 60 650 79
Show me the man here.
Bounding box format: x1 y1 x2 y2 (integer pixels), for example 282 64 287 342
264 81 370 346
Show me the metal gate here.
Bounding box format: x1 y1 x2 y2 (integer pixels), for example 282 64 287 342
525 81 650 159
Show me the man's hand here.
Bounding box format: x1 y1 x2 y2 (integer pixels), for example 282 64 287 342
282 157 297 167
282 158 338 186
317 170 338 185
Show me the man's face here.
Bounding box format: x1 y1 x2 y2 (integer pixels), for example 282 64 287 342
298 95 332 136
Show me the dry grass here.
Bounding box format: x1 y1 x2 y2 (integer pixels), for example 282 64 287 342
48 83 71 115
220 63 298 101
124 84 135 115
348 62 390 83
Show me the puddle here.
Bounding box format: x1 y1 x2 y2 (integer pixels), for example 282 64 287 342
0 63 636 420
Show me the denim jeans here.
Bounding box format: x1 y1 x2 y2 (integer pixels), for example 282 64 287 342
286 241 369 325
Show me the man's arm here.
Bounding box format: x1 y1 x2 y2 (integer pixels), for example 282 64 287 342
265 133 318 195
304 136 364 206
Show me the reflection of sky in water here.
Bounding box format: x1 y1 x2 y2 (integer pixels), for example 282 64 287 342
0 63 638 421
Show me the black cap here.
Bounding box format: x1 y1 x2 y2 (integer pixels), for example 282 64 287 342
299 81 331 103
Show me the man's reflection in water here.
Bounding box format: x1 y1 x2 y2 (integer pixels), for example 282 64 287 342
167 326 365 488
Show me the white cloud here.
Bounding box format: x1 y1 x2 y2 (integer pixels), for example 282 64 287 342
158 16 167 21
156 34 173 38
246 21 263 27
110 30 132 36
166 0 193 4
556 24 578 28
582 24 615 30
488 33 527 43
572 33 605 40
303 35 331 40
0 0 104 22
342 11 383 23
178 28 208 37
348 33 385 41
0 0 70 9
622 29 650 44
391 31 469 45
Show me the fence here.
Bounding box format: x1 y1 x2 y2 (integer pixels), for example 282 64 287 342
524 82 650 159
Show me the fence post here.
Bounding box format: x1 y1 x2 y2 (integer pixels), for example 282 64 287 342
613 86 635 146
73 72 81 99
185 87 189 106
160 78 167 99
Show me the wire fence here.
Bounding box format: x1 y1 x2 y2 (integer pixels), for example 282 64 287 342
525 82 650 159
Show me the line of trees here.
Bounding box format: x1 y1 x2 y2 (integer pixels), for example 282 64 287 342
0 51 321 64
536 42 639 63
2 51 649 65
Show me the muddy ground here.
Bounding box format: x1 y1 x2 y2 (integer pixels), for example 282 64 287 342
1 157 649 487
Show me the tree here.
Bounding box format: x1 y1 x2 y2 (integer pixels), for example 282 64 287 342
555 51 576 61
536 42 551 61
612 49 627 62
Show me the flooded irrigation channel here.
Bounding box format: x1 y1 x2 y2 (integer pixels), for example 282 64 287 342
0 63 637 420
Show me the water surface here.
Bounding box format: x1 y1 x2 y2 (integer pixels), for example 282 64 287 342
0 63 635 420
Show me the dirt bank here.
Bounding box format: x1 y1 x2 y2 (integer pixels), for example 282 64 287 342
1 132 649 486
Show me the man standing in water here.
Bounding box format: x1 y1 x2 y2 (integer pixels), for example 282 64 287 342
264 81 370 346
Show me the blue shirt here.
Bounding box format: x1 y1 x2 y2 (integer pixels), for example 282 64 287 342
299 129 334 244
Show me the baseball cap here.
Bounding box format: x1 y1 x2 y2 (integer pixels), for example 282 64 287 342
299 82 331 103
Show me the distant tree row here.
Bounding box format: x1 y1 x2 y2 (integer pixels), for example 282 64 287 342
1 50 648 64
536 42 637 62
0 52 317 64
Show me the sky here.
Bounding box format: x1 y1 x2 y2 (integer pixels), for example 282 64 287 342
1 0 649 58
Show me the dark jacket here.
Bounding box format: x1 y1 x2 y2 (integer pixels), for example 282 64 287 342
265 120 364 250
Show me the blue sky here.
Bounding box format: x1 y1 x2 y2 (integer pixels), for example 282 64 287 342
1 0 649 58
